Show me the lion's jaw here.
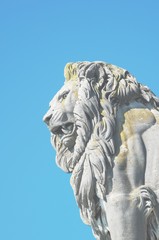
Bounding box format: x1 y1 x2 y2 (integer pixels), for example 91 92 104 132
43 81 80 172
50 115 76 148
44 104 79 172
51 119 78 172
44 109 78 172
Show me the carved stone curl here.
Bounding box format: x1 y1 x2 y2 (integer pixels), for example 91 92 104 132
43 62 159 240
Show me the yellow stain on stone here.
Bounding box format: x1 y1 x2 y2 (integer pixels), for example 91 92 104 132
120 131 127 142
115 108 156 168
64 63 78 81
121 108 156 139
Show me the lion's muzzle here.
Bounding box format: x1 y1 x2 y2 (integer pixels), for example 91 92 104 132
43 108 77 148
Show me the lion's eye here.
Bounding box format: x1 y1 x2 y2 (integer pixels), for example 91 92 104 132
59 91 69 102
63 93 67 99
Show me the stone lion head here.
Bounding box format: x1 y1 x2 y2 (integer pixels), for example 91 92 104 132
44 61 158 172
43 62 159 238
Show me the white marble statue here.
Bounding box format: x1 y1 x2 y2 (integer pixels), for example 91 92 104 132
43 62 159 240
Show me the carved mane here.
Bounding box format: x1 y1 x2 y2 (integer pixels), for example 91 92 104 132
64 62 159 239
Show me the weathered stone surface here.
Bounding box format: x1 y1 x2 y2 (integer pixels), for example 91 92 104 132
43 62 159 240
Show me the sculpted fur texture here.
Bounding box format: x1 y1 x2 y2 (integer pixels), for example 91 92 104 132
43 62 159 240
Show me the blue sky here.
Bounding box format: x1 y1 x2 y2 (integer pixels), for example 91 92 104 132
0 1 159 240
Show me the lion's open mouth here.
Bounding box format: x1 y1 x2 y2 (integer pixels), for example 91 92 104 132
50 122 75 141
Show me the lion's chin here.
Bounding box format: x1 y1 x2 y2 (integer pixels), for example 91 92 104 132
51 130 77 173
55 145 75 173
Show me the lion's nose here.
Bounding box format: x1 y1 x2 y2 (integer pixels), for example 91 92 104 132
43 111 52 126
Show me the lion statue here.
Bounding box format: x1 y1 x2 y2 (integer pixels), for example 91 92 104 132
43 62 159 240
